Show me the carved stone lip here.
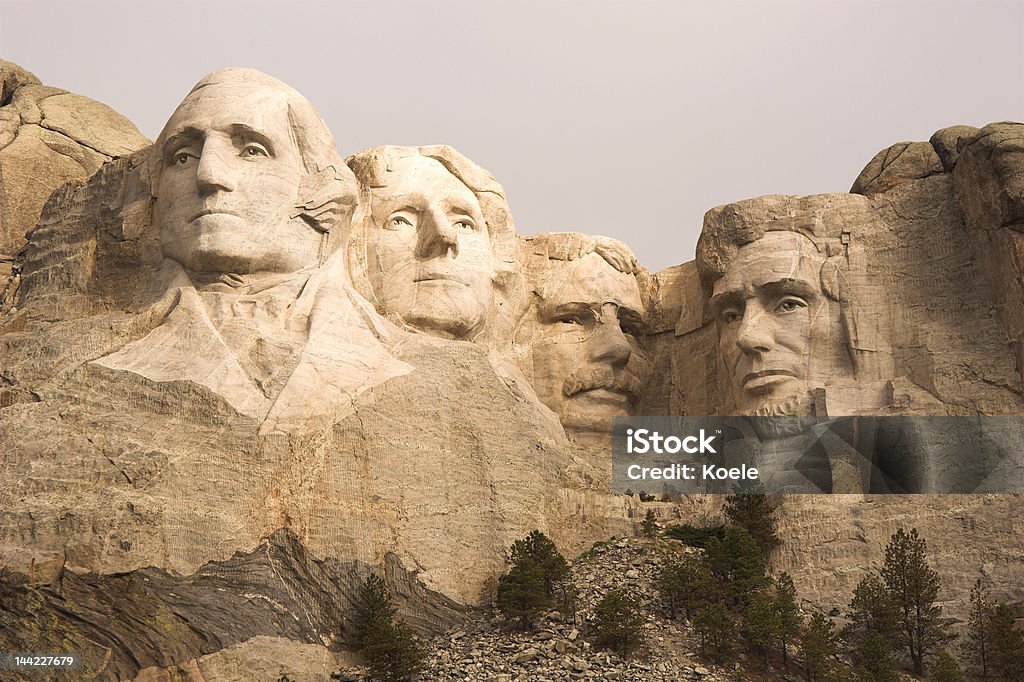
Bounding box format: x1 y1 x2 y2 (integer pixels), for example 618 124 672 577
742 369 797 389
192 209 243 221
414 272 468 286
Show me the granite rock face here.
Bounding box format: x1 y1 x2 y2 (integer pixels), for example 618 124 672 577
0 60 149 264
0 61 1022 680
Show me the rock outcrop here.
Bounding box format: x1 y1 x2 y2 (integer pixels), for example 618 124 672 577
0 60 148 267
0 60 1021 680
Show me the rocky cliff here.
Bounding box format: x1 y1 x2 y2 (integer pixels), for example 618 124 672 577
0 62 1020 681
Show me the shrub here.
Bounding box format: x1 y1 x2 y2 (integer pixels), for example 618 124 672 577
496 530 570 629
663 523 726 548
589 588 645 658
641 509 658 537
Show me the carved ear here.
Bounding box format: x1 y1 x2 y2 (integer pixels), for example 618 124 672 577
293 166 357 234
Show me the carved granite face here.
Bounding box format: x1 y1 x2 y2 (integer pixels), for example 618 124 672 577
155 80 316 275
528 252 650 436
366 156 494 339
710 231 835 414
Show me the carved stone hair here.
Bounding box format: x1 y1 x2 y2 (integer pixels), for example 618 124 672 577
695 194 872 302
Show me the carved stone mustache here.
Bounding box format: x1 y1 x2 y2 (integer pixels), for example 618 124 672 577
562 366 642 402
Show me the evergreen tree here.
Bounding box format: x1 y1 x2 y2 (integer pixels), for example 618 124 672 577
694 601 737 665
929 650 965 682
508 530 569 600
801 612 838 682
844 574 898 642
641 509 658 537
964 579 994 679
496 558 547 629
880 527 955 675
657 552 719 621
352 575 425 682
496 531 571 629
989 603 1024 681
741 587 780 663
855 632 899 682
589 589 645 659
362 619 426 682
842 573 899 672
775 572 801 664
703 527 771 608
353 574 398 649
723 479 780 556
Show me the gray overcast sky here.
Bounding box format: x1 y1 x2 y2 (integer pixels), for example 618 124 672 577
2 0 1022 271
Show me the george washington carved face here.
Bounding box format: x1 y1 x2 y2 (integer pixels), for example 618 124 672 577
154 73 332 277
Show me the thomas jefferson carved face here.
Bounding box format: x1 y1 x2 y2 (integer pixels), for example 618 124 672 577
155 80 316 275
525 252 650 436
366 156 495 339
709 231 838 415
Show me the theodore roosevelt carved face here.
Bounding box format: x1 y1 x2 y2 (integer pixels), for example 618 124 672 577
517 234 651 437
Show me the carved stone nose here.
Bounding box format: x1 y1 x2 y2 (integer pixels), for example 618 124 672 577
417 208 459 258
196 141 236 194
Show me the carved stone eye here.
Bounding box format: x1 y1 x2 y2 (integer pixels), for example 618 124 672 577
241 143 269 158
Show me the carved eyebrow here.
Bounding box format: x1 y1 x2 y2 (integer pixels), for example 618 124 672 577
226 123 276 155
542 302 594 321
160 127 202 157
708 290 743 316
618 307 644 328
757 278 819 300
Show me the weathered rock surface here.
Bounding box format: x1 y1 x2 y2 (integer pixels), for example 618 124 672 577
0 60 148 260
0 60 1022 681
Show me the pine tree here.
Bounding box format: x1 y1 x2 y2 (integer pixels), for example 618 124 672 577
775 572 801 664
495 557 547 629
845 574 898 639
855 631 899 682
801 612 838 682
641 509 658 537
657 552 719 621
741 587 780 663
703 527 771 608
723 479 780 556
353 574 397 649
352 574 425 682
929 650 965 682
842 573 899 671
880 527 955 675
989 603 1024 681
496 531 571 629
508 530 569 600
694 601 737 665
964 579 994 679
362 619 426 682
589 589 645 659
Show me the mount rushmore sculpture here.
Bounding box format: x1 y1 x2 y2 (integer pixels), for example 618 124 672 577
1 63 1022 679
